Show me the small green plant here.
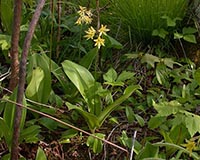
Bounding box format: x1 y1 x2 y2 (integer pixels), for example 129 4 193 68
152 15 198 44
62 60 141 133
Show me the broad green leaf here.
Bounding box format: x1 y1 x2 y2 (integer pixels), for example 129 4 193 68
194 68 200 85
103 68 118 83
80 47 98 69
27 54 52 103
136 142 159 159
182 27 197 34
35 147 47 160
153 100 182 116
148 116 166 129
86 133 105 153
66 102 99 132
38 117 58 131
26 67 44 100
174 32 183 39
104 81 124 86
125 106 135 123
163 58 178 69
105 35 123 49
171 114 186 126
135 114 145 127
98 85 141 127
117 71 135 82
103 68 125 86
141 54 160 68
62 60 95 102
185 114 200 137
169 124 189 145
183 35 197 43
61 129 78 140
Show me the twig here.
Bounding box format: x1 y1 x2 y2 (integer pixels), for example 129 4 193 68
103 123 122 160
129 130 137 160
0 68 11 81
10 0 46 159
2 98 129 154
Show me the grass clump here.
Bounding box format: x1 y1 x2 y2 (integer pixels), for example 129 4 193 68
114 0 189 43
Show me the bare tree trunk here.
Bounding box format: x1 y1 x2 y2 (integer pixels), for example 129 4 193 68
8 0 22 91
11 0 46 159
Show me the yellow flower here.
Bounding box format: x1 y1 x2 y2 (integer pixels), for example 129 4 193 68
83 16 92 24
76 6 93 25
98 24 110 36
77 6 87 16
182 139 197 156
85 10 93 17
75 17 82 25
94 36 105 49
84 26 96 40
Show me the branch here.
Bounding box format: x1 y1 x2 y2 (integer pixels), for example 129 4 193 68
10 0 46 159
8 0 22 91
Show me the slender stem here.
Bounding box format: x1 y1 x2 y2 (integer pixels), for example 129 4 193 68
95 0 101 73
96 0 100 30
49 0 55 70
56 0 62 58
10 1 46 159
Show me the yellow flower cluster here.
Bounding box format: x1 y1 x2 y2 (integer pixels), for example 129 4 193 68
182 139 197 156
84 25 110 49
76 6 110 49
75 6 93 25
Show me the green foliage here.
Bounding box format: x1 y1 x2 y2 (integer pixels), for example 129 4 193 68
114 0 188 42
174 27 197 43
103 68 134 86
0 0 13 34
20 125 41 143
86 133 105 154
1 1 200 159
35 147 47 160
26 53 51 104
62 60 141 132
136 142 159 159
0 34 11 50
0 89 27 149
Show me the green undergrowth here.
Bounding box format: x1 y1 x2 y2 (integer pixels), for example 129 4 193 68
0 0 200 159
